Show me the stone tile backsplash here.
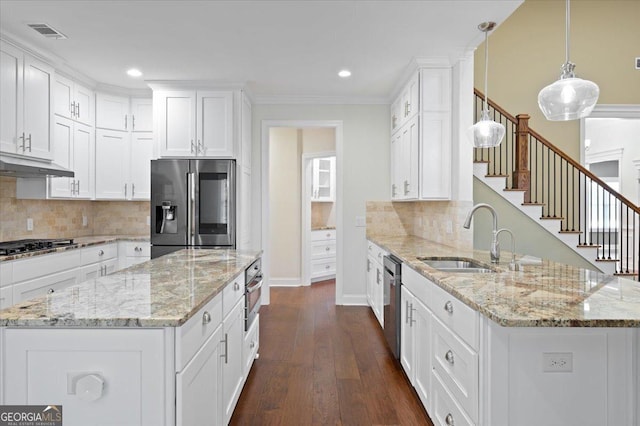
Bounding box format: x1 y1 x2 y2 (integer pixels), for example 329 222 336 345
0 177 149 241
366 200 473 249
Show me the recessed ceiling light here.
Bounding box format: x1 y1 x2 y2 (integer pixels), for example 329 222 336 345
127 68 143 78
338 69 352 78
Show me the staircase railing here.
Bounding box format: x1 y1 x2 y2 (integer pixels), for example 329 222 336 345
473 88 640 278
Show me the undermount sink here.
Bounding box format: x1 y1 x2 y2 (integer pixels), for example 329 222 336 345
418 257 496 274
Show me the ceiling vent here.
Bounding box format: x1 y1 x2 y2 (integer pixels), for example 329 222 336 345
27 23 67 39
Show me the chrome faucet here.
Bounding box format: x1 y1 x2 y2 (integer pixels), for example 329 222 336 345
463 203 500 263
496 228 519 271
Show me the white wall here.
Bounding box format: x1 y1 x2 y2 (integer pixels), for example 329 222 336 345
253 104 389 304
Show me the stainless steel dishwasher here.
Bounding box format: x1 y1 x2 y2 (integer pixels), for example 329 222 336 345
383 254 402 359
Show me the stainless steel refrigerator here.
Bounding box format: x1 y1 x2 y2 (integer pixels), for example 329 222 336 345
151 159 235 258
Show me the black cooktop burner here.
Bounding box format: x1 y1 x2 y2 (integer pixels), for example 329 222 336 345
0 238 76 256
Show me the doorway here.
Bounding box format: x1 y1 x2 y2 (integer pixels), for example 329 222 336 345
261 120 343 305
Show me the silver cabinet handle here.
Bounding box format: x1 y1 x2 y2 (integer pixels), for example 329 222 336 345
405 300 411 324
366 259 371 272
404 180 409 195
445 413 454 426
221 333 228 364
77 102 80 118
70 101 75 116
98 250 104 256
71 180 76 195
124 115 127 130
19 132 25 151
132 115 135 130
376 269 381 284
391 183 397 197
26 133 32 151
48 288 55 294
445 350 455 365
406 101 411 116
124 183 128 198
76 180 80 195
202 311 211 325
198 139 203 155
250 341 255 349
234 282 240 291
409 302 416 325
190 139 195 154
444 301 454 314
131 183 135 198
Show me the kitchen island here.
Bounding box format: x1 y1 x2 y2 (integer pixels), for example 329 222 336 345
0 248 261 426
368 234 640 426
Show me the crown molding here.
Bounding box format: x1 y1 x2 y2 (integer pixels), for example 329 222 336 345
252 95 388 105
145 80 247 91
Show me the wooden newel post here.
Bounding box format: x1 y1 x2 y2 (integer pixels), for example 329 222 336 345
513 114 531 202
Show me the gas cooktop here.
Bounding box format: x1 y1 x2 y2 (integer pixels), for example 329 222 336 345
0 238 76 256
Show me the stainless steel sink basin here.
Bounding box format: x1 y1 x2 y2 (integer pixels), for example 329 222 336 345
418 257 496 274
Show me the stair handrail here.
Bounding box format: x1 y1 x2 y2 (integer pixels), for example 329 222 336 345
474 88 640 214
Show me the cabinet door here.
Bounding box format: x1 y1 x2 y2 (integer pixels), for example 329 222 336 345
49 116 74 198
197 91 233 157
22 55 53 160
400 285 415 383
177 325 224 426
223 298 245 424
413 298 432 412
96 93 129 131
390 97 401 135
0 41 23 154
390 132 402 200
73 82 94 126
54 73 74 120
373 262 384 327
129 132 153 200
73 123 94 199
405 73 420 120
240 92 252 169
131 98 153 132
157 91 196 156
400 115 419 199
95 129 129 199
366 255 375 308
420 112 451 200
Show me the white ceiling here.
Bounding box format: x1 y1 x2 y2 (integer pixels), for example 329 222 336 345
0 0 523 102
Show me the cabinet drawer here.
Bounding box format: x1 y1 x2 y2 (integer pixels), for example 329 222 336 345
0 286 13 309
243 313 259 375
366 240 387 264
124 242 150 257
311 229 335 242
13 268 79 304
431 283 479 351
311 258 336 277
81 243 118 265
432 370 475 426
401 265 432 308
432 317 478 422
222 273 245 319
12 249 81 283
176 293 223 371
311 241 336 259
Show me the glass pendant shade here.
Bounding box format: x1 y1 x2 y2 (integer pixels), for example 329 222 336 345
538 71 600 121
469 110 506 148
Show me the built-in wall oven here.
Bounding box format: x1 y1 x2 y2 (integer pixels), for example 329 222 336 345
245 258 262 331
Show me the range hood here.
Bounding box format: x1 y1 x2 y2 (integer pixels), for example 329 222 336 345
0 155 74 178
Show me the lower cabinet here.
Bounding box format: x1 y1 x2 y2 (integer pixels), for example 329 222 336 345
222 298 246 425
243 313 259 375
366 241 386 327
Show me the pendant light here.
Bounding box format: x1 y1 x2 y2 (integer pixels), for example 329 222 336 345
469 22 505 148
538 0 599 121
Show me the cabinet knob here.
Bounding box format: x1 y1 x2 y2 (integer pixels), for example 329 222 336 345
75 374 105 402
250 341 255 349
445 350 455 365
326 233 331 238
325 246 330 251
234 282 240 291
98 250 104 256
202 311 212 325
325 265 330 270
445 413 455 426
48 288 55 294
444 301 454 314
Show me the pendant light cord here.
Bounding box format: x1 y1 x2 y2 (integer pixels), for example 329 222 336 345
565 0 570 64
484 29 489 112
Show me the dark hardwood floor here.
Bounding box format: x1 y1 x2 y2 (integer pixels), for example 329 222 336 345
230 279 434 426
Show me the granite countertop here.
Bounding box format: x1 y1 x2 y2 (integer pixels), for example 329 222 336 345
0 248 260 328
368 234 640 328
311 226 336 231
0 235 149 262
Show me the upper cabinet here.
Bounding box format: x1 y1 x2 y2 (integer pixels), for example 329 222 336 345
154 90 234 158
49 116 94 199
390 67 452 201
311 156 336 202
96 93 129 131
54 73 94 126
0 40 53 160
130 98 153 132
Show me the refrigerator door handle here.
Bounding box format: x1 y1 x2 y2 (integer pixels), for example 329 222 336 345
187 172 196 245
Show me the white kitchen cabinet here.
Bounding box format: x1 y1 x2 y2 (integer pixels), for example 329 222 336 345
311 156 336 202
366 241 386 327
389 67 452 201
95 128 129 199
240 91 252 169
96 92 129 131
177 324 224 426
78 243 118 280
237 166 252 250
243 313 259 376
118 241 151 270
54 73 94 126
95 129 152 200
130 97 153 132
12 268 79 304
3 328 166 426
222 297 245 425
311 229 336 282
0 41 53 160
49 116 94 199
155 90 234 158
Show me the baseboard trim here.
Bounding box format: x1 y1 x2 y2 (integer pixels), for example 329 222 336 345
339 294 368 306
269 277 303 287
